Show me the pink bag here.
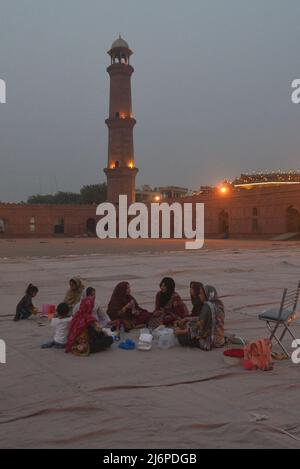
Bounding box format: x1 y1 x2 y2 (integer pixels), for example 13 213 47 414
42 304 56 319
244 339 273 371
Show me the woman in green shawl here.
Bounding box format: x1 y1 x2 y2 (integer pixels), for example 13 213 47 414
64 277 85 310
175 284 225 350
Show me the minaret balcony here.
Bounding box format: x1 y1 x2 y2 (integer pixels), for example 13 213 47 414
107 63 134 77
104 166 139 176
105 116 136 128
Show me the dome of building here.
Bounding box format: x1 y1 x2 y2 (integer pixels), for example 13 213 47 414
111 35 129 49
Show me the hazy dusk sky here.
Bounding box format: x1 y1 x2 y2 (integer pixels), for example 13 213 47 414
0 0 300 201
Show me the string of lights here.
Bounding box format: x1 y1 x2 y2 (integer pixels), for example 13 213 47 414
233 170 300 186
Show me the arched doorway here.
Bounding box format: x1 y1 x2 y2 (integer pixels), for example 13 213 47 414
29 217 36 233
86 218 96 236
219 210 229 235
286 206 300 232
0 218 6 233
54 217 65 234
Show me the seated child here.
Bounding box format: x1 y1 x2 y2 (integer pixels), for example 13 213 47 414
41 303 71 349
14 284 39 321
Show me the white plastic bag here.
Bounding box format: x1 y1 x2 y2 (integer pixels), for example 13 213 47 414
157 327 176 349
138 332 153 351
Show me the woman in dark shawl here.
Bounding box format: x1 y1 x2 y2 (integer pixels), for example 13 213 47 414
175 284 225 350
66 296 113 356
174 280 203 345
149 277 188 329
106 282 152 331
190 281 204 316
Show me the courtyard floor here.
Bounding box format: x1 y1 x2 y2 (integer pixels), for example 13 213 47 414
1 238 300 448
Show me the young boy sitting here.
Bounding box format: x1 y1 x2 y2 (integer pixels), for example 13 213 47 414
41 303 71 349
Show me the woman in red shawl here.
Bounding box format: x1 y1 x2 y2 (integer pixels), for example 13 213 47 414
66 296 113 356
107 282 152 331
148 277 189 329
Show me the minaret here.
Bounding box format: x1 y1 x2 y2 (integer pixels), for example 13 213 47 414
104 35 138 205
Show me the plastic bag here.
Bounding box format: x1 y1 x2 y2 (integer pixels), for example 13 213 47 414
156 327 176 349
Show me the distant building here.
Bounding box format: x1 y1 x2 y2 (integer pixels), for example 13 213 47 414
136 185 191 203
159 186 190 200
136 185 161 203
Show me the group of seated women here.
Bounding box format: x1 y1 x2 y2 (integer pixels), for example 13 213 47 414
61 276 225 355
15 276 225 356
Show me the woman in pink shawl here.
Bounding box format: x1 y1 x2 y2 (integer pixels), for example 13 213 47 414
66 297 113 356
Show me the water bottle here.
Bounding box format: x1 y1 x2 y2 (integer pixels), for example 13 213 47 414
120 322 125 341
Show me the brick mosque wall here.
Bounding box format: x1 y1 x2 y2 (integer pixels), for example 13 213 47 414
0 184 300 238
0 204 98 237
181 184 300 237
